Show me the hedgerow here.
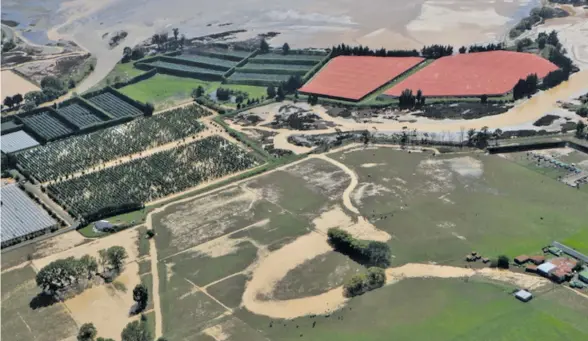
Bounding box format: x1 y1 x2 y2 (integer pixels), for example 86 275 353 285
47 136 258 219
16 105 210 182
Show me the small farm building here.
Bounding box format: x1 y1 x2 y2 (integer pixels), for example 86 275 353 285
514 255 529 264
0 184 58 248
579 270 588 284
537 262 556 276
515 290 533 302
525 264 538 273
529 256 545 265
95 220 115 232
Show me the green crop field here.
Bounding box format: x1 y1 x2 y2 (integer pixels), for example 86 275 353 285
119 73 221 109
149 147 587 341
1 266 78 341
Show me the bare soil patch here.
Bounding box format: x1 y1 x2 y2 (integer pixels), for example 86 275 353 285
1 70 40 98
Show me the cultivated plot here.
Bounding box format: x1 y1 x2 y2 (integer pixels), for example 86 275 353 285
385 51 559 97
300 56 424 101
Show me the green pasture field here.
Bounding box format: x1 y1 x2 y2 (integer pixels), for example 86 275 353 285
329 148 588 264
214 84 268 100
118 74 220 110
273 251 363 300
234 278 588 341
87 62 147 92
561 229 588 254
1 266 78 341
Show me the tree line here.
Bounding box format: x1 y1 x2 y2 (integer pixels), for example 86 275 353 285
458 43 505 54
36 246 127 299
330 43 419 57
327 228 391 268
76 314 163 341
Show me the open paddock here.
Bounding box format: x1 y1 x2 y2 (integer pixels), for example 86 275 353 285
146 145 587 341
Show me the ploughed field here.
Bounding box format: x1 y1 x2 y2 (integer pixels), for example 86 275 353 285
15 105 210 182
47 136 259 219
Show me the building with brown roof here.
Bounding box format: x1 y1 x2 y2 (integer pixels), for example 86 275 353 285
514 255 530 264
529 256 545 265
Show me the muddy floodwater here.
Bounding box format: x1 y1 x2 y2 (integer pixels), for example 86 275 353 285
3 0 540 91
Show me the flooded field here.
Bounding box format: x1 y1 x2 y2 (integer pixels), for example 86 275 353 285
3 0 539 92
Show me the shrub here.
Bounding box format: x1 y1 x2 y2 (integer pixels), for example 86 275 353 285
343 267 386 297
497 255 510 269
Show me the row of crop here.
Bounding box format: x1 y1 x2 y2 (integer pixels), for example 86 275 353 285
15 104 210 182
188 48 252 62
163 55 236 71
250 53 326 66
47 136 258 219
137 60 226 81
223 49 259 79
238 63 311 76
226 72 291 86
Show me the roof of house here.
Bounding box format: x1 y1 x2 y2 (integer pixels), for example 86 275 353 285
515 290 532 300
579 270 588 280
549 257 577 274
537 262 557 274
515 255 529 262
526 264 538 271
529 255 545 264
0 184 57 244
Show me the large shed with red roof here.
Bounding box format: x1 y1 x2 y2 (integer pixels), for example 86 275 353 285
299 56 424 101
383 51 559 98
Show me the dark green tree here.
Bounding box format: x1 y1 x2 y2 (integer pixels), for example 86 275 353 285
458 46 467 54
121 320 152 341
576 120 586 138
40 76 65 91
3 96 14 108
133 284 149 312
282 43 290 55
276 85 285 100
172 28 179 41
105 246 128 273
78 323 97 341
260 39 270 53
12 93 23 106
497 255 510 269
266 86 276 99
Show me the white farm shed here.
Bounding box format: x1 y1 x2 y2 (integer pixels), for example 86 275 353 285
515 290 533 302
537 262 556 276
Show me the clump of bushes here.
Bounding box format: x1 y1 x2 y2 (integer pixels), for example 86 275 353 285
343 267 386 297
490 255 510 269
327 228 391 268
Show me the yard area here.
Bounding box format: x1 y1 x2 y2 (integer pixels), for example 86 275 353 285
118 74 220 110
